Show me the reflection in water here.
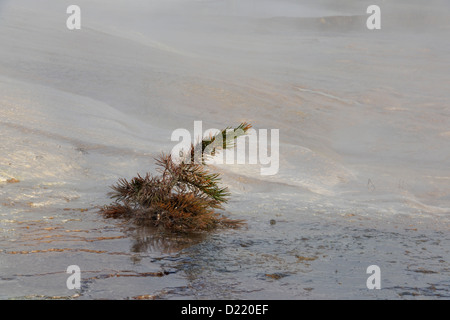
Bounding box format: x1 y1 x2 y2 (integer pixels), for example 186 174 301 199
123 223 208 255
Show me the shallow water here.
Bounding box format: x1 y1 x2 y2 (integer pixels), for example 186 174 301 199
1 0 450 299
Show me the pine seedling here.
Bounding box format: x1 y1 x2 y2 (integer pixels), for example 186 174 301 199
100 123 251 232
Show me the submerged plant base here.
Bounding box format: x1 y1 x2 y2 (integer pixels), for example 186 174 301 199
100 202 244 233
100 123 250 232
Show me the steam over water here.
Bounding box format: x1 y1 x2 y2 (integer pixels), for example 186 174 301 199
1 0 449 299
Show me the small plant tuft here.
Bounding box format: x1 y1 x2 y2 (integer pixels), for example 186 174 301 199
100 123 251 232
